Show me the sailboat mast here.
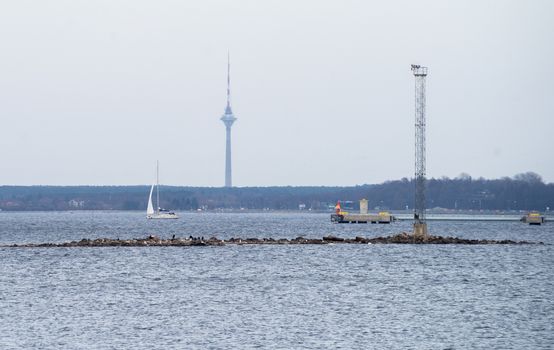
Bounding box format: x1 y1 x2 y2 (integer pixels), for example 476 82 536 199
156 160 160 213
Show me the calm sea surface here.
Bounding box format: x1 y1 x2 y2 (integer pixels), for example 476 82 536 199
1 211 553 349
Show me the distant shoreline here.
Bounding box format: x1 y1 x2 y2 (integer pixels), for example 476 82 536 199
2 177 552 212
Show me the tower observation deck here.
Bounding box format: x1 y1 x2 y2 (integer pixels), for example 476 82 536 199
221 53 237 187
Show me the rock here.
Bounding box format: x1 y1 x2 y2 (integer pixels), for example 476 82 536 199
306 238 326 244
323 235 344 242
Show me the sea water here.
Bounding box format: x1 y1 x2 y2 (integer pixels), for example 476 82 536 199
0 211 553 349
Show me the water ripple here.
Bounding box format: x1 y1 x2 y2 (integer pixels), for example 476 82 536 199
0 212 552 349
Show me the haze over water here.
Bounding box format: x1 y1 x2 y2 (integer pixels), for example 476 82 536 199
1 1 553 186
1 212 553 349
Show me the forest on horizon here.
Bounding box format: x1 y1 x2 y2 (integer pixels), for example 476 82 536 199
0 172 552 212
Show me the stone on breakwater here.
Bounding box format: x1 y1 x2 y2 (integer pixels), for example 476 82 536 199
323 235 344 242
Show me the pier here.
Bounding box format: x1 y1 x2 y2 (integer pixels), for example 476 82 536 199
331 213 395 224
331 200 549 224
394 214 521 222
394 214 549 224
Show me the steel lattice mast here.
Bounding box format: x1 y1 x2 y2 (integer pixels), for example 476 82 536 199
221 52 237 187
411 64 428 235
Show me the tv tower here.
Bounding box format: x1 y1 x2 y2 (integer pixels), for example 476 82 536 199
411 64 428 237
221 53 237 187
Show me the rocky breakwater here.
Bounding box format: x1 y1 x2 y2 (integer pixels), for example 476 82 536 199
3 233 542 248
7 235 225 248
346 232 540 245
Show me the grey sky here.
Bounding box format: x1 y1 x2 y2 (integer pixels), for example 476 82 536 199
0 0 553 186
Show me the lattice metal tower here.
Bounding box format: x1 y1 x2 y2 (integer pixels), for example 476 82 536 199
411 64 428 236
221 53 237 187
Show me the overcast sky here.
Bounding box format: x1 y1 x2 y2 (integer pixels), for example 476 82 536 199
0 0 552 186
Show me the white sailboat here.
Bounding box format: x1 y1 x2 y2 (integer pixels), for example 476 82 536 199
146 161 179 219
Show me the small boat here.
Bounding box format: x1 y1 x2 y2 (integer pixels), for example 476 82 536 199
147 161 179 219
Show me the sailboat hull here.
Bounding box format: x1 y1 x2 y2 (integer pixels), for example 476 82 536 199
147 213 179 219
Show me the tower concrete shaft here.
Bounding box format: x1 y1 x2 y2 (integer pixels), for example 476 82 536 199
221 53 236 187
223 123 234 186
411 64 428 227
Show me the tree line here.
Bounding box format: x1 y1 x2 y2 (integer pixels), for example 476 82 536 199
0 172 551 212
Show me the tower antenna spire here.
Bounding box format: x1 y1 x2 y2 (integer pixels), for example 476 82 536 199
227 51 231 107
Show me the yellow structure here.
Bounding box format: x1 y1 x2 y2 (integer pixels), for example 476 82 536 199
360 199 368 214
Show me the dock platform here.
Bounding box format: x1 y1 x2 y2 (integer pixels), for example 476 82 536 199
331 213 395 224
521 212 546 225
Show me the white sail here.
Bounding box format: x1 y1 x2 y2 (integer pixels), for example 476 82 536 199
146 184 155 216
